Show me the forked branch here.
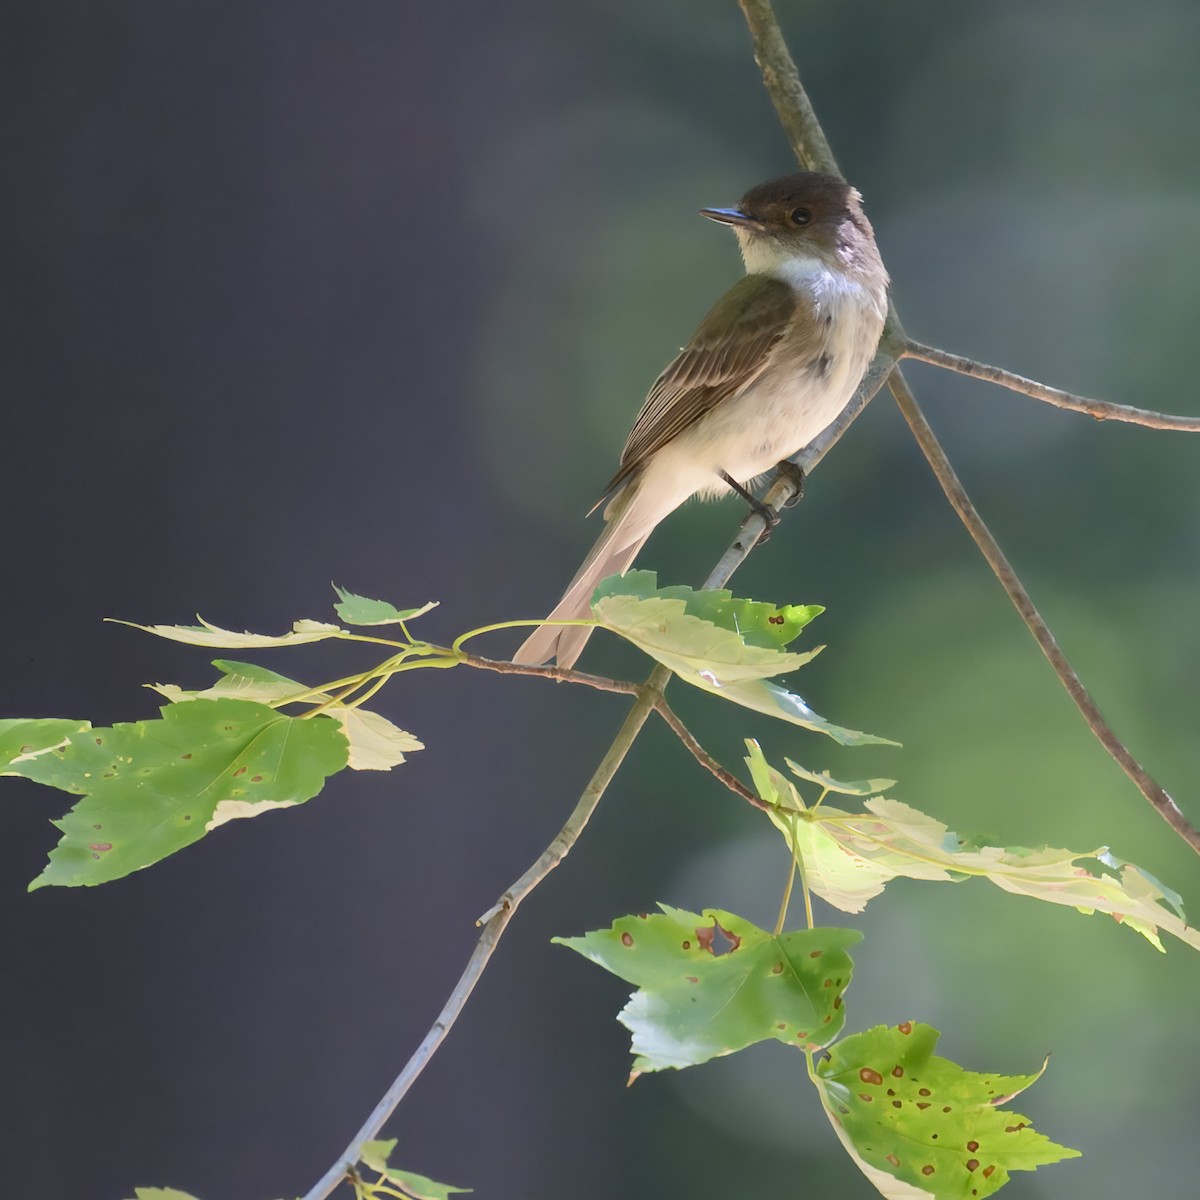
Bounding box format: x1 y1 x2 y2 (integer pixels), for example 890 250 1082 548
739 0 1199 854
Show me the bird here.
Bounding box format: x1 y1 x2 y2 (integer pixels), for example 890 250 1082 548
513 170 889 669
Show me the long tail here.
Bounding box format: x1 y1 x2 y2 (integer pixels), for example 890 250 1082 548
513 482 655 668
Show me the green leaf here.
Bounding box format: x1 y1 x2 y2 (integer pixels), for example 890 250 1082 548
813 1023 1079 1198
712 676 897 747
748 742 1200 951
0 718 92 773
359 1139 471 1199
555 906 860 1075
150 661 423 770
335 706 423 770
114 615 348 648
593 591 818 682
592 570 822 648
12 699 348 888
786 757 896 797
360 1139 400 1173
592 584 891 745
127 1190 204 1200
332 584 438 627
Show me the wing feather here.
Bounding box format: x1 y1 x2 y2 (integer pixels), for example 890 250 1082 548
603 274 800 495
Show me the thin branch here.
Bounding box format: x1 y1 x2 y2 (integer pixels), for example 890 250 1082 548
457 651 641 698
301 666 669 1200
886 367 1200 852
461 651 764 808
738 0 840 176
652 696 767 811
739 0 1199 854
905 340 1200 431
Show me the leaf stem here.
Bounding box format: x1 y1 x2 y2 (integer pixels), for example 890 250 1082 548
451 617 594 655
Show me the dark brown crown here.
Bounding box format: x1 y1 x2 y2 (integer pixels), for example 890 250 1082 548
738 171 860 228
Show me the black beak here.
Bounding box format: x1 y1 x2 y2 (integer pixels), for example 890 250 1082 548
699 206 765 231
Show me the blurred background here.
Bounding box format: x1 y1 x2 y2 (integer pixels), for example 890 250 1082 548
3 1 1199 1197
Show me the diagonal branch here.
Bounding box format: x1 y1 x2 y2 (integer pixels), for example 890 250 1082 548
886 367 1200 852
905 340 1200 431
739 0 1199 854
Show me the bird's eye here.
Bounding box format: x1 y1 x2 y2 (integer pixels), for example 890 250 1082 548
790 207 812 226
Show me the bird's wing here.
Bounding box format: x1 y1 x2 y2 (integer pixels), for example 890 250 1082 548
602 273 804 496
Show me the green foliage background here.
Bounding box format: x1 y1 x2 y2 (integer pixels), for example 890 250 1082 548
3 1 1198 1198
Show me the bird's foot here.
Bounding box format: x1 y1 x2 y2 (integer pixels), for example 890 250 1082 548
774 460 806 508
720 470 781 542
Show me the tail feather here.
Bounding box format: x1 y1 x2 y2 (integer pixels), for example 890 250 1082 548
514 485 652 668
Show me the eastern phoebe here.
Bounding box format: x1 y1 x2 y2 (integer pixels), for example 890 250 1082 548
514 170 888 668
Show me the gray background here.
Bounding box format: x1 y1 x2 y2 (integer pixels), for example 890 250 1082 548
3 2 1198 1197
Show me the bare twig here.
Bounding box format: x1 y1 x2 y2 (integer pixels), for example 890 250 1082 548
887 368 1200 851
457 651 642 698
738 0 840 176
738 1 1199 854
905 340 1200 431
302 666 668 1200
653 696 768 810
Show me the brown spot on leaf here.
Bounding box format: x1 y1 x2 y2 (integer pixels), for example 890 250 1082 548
966 1159 979 1172
966 1141 979 1152
918 1088 931 1096
858 1068 883 1086
681 940 691 950
858 1094 873 1102
697 921 740 955
234 766 247 776
686 975 699 984
251 775 263 783
181 753 192 760
982 1166 995 1179
620 932 634 947
921 1166 935 1177
88 843 112 852
772 961 784 974
898 1021 913 1035
916 1102 930 1110
886 1155 900 1168
809 949 822 958
833 995 842 1008
1005 1123 1026 1133
892 1066 904 1077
